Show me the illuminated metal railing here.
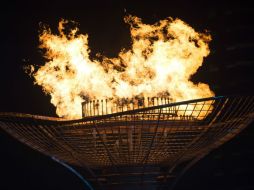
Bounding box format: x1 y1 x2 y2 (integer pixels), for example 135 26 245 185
82 97 173 117
82 96 214 121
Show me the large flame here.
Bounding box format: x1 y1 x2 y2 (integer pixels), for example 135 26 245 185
30 16 214 119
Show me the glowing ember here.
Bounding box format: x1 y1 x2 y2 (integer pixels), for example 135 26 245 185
29 16 214 119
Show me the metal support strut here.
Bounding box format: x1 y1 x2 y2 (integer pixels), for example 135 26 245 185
52 156 94 190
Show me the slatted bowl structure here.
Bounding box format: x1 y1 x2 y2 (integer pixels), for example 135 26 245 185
0 96 254 189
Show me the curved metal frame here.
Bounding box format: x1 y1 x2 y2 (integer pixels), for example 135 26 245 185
51 156 94 190
0 96 254 189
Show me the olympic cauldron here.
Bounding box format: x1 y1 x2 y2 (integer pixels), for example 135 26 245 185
0 96 254 189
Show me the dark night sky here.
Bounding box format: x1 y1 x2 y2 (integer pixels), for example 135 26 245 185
0 0 254 190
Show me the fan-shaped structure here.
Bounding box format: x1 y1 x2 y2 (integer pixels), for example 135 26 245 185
0 96 254 189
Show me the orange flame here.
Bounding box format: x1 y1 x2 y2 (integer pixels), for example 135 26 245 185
30 16 214 119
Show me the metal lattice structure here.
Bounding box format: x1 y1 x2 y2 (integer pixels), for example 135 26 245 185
0 96 254 189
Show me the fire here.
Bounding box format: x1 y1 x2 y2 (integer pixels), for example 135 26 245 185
29 16 214 119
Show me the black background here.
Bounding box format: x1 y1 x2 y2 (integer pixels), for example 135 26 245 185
0 0 254 189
